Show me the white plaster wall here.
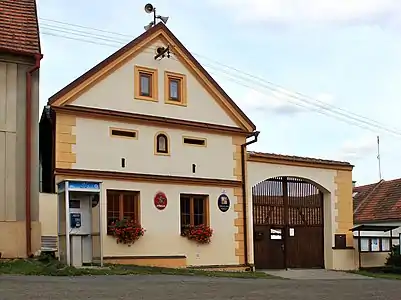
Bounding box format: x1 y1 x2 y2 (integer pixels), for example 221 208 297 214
72 40 239 127
74 117 236 180
39 181 240 266
246 161 339 269
39 192 57 236
96 180 238 266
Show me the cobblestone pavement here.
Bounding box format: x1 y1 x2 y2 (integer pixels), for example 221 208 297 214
0 275 400 299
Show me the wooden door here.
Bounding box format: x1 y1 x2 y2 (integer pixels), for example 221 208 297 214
252 176 324 269
254 225 285 269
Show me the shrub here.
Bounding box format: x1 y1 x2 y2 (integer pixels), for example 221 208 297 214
385 244 401 267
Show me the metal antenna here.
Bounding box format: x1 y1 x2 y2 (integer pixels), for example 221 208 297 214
377 135 382 181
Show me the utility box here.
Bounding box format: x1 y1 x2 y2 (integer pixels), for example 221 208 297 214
57 180 103 267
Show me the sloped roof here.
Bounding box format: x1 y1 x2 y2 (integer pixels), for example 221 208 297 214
0 0 41 55
248 151 353 168
353 178 401 223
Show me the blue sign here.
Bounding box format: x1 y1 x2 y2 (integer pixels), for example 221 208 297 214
217 194 230 212
68 181 100 190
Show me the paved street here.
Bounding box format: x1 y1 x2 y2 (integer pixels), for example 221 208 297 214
0 275 400 299
262 269 372 280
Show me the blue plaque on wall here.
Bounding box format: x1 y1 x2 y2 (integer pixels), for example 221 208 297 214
218 194 230 212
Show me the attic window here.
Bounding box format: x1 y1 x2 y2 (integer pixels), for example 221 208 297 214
169 79 181 100
140 73 152 97
134 66 158 102
110 128 138 139
165 71 186 106
183 137 207 147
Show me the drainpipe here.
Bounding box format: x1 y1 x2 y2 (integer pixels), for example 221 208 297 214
240 130 260 270
25 53 43 257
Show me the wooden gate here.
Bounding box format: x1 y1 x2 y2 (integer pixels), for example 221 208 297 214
253 176 324 269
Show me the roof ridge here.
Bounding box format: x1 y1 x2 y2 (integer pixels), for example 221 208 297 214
380 177 401 184
247 151 352 167
354 179 384 217
354 182 378 189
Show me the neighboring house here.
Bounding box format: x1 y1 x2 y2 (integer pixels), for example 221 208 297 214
353 179 401 267
0 0 42 258
39 22 355 270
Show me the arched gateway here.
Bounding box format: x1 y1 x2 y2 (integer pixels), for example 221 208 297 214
253 176 324 269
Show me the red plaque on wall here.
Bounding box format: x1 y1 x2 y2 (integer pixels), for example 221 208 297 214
154 192 168 210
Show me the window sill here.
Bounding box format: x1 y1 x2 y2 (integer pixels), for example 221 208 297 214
359 250 392 253
134 95 158 102
155 152 170 156
165 99 187 107
332 246 355 250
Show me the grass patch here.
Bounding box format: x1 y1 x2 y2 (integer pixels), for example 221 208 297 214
350 270 401 280
0 255 273 279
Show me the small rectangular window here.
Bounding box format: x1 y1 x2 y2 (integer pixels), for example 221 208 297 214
183 137 206 146
180 194 209 231
168 78 181 101
140 73 152 97
110 128 138 139
134 66 158 101
107 190 140 235
164 71 186 106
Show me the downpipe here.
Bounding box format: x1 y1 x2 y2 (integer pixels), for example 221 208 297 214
241 130 260 270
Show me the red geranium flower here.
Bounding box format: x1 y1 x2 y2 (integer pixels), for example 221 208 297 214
109 219 145 245
181 224 213 244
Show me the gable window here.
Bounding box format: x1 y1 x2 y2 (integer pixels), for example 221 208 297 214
180 194 209 231
169 78 180 100
107 190 140 234
134 66 158 101
110 127 138 139
183 136 206 147
140 73 152 97
164 71 186 106
155 132 170 155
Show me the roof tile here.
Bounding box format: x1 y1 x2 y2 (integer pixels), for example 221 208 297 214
353 179 401 223
0 0 41 55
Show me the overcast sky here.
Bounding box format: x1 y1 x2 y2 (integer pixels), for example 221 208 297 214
37 0 401 185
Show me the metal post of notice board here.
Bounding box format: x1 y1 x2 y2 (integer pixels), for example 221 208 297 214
399 233 401 252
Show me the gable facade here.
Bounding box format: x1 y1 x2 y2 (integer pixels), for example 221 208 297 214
40 23 253 268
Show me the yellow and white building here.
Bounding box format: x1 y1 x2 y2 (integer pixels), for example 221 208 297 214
38 23 356 270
